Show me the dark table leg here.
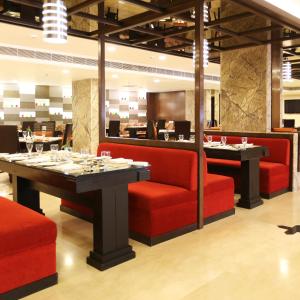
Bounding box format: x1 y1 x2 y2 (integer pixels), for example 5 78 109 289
87 184 135 271
12 175 44 214
237 158 263 209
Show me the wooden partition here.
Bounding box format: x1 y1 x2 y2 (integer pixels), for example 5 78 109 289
98 2 205 228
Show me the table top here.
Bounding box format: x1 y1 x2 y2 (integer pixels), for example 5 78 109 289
204 144 269 161
159 129 195 133
0 152 149 193
125 126 147 130
19 137 62 143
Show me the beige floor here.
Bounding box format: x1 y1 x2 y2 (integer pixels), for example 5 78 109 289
2 173 300 300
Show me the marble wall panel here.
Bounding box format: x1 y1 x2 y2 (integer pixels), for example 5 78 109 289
72 79 99 155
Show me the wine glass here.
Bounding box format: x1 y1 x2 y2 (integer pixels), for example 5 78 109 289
26 139 34 156
164 133 169 141
50 144 59 161
221 136 227 146
241 137 248 149
178 134 184 141
207 135 212 145
35 143 43 155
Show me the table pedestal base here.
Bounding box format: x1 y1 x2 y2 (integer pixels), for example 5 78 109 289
87 247 135 271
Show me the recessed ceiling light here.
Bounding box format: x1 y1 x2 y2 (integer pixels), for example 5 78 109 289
154 79 160 83
119 0 125 4
159 55 166 61
107 45 116 52
112 74 119 79
62 69 70 74
30 34 38 38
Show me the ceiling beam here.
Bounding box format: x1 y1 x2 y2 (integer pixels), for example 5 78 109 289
213 26 263 45
229 0 300 33
102 0 195 36
121 0 164 14
68 0 104 16
7 0 42 9
206 12 253 27
75 12 121 27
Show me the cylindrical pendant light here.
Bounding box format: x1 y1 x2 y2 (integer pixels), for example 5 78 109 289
282 61 292 81
42 0 68 44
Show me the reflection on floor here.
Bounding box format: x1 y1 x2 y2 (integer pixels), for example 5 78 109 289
2 173 300 300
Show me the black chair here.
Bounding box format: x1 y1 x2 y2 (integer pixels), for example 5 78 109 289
108 120 120 137
0 125 20 153
63 124 73 146
283 119 295 128
22 121 36 132
137 120 156 140
157 119 166 132
40 121 56 136
207 120 218 128
174 121 191 140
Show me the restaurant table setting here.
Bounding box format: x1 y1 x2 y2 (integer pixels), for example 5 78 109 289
0 150 149 176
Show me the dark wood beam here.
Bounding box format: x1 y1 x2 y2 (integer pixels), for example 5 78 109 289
75 12 121 27
98 1 105 142
194 0 204 229
122 0 164 14
103 0 195 35
7 0 42 9
206 12 253 27
132 26 194 45
229 0 300 33
213 26 263 45
68 0 104 16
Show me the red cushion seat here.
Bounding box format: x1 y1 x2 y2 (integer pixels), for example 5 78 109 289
0 197 57 295
128 181 195 211
61 143 235 244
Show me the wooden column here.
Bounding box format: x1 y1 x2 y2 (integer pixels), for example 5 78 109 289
271 26 283 129
98 2 106 142
194 0 204 229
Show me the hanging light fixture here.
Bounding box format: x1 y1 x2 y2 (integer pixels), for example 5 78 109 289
192 3 209 68
42 0 68 44
282 61 292 81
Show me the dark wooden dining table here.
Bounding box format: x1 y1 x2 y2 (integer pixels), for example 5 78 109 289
0 158 149 271
204 145 269 209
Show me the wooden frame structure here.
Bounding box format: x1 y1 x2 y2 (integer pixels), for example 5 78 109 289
0 0 300 228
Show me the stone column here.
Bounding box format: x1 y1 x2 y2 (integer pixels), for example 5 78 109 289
220 2 274 132
72 79 99 154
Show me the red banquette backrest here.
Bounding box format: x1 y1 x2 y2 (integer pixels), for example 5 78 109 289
211 136 290 166
98 143 199 191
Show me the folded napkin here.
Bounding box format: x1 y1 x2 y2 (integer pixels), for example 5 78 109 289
46 163 83 172
234 143 254 149
130 161 149 167
20 157 51 165
110 158 133 164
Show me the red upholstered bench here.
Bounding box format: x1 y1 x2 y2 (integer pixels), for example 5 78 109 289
206 135 291 198
61 143 235 245
0 197 57 299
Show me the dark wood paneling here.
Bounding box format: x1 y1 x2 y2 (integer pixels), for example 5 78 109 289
147 91 185 121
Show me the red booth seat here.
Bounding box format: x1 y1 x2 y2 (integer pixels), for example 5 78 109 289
61 143 235 245
207 136 290 197
0 197 57 299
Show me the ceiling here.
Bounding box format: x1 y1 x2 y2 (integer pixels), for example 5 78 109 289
0 22 221 90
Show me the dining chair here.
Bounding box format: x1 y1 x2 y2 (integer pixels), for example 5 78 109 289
108 120 120 137
63 123 73 146
22 121 36 132
40 121 56 136
174 121 191 140
156 119 166 132
146 120 157 139
0 125 20 182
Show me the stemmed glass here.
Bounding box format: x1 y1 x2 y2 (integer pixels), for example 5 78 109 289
221 136 227 146
50 144 59 161
178 134 184 141
164 133 169 141
241 137 248 149
207 135 212 145
26 137 34 156
35 143 43 155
